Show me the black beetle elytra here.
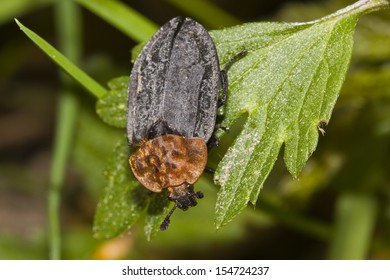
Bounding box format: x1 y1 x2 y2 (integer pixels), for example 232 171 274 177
127 17 246 231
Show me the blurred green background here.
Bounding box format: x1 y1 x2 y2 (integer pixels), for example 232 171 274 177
1 0 390 260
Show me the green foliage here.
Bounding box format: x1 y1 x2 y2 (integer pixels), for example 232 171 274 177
92 139 147 239
74 0 158 42
96 76 129 128
92 138 172 240
72 106 124 200
13 0 390 249
93 0 389 235
15 19 107 99
211 8 358 228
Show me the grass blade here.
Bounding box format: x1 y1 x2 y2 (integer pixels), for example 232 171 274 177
75 0 158 42
15 19 107 99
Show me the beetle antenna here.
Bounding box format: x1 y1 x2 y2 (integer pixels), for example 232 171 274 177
160 204 178 231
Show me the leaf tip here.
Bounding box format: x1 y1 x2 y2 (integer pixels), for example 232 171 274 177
14 18 22 28
215 216 229 231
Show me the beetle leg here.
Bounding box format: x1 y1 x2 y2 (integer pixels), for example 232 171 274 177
218 50 248 108
160 204 177 231
218 70 229 108
212 51 248 148
204 167 215 174
207 123 230 149
215 124 229 133
207 134 220 149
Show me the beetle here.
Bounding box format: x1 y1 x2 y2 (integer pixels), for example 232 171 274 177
127 16 245 231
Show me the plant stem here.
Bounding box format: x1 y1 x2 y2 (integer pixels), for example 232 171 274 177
48 0 82 260
305 0 389 25
334 0 390 17
327 192 378 259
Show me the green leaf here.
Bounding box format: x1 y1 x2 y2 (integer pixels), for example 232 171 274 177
73 106 123 200
144 192 171 241
74 0 158 43
92 136 172 240
96 76 129 128
15 19 107 99
92 0 389 236
93 138 149 239
211 0 389 228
